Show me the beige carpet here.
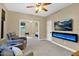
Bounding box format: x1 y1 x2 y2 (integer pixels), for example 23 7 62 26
24 38 72 56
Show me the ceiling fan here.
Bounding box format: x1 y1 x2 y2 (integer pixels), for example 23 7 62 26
26 3 51 13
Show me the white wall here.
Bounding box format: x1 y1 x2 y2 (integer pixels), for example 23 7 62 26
7 11 46 39
46 4 79 52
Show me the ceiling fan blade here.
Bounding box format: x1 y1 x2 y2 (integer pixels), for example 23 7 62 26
42 7 48 11
35 9 39 13
26 6 34 8
42 3 51 6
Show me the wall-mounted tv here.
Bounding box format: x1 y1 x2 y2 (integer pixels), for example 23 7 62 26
54 18 73 31
52 32 78 42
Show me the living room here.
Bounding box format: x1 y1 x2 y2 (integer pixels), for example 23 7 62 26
0 2 79 56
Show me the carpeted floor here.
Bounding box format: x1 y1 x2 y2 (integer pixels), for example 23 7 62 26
24 38 73 56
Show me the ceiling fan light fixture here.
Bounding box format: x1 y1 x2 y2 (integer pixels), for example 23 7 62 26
26 3 51 13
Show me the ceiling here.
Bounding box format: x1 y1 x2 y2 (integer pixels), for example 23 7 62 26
4 3 72 17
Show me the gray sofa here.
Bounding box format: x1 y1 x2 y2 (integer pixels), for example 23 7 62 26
6 32 27 50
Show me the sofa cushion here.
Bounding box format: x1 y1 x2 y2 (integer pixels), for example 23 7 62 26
0 45 14 56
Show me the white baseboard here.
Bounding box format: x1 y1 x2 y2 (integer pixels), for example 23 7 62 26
40 38 47 40
47 39 76 52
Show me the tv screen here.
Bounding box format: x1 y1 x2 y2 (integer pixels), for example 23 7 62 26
52 32 78 42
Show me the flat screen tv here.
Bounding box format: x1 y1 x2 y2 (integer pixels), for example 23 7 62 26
52 32 78 42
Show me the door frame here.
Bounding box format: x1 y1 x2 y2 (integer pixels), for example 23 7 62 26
47 20 52 41
19 19 26 37
19 19 40 39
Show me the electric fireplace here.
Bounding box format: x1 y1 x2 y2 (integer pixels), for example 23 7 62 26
52 32 78 42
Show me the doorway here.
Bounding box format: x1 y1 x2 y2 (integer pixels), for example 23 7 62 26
47 20 52 41
19 19 40 39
